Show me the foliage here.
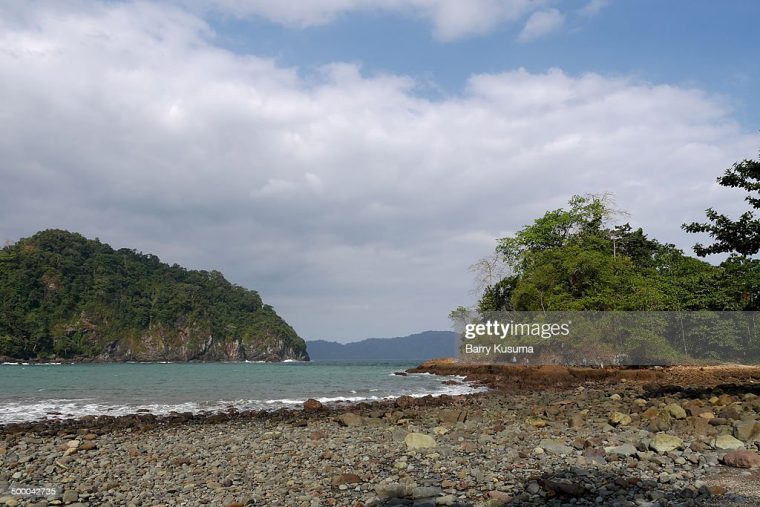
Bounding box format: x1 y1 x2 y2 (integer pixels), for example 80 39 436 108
0 229 306 359
465 194 759 363
683 154 760 257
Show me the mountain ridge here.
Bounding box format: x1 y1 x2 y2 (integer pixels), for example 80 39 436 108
306 330 458 362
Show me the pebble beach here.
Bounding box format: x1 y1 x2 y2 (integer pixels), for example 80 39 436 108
2 363 760 507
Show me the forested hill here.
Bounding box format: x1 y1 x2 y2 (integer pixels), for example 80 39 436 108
0 230 308 362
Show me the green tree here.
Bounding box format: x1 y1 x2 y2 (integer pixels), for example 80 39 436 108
683 153 760 257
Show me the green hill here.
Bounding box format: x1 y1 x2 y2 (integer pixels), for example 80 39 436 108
0 230 308 362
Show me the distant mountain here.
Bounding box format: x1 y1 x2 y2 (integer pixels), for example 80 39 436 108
0 229 308 362
306 331 458 362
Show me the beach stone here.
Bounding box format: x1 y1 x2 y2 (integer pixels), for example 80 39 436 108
666 403 687 420
609 411 632 426
303 399 324 412
338 413 363 427
719 405 741 420
526 417 547 428
540 479 585 497
437 409 463 424
412 486 442 499
610 394 622 400
331 473 362 486
539 439 573 455
712 434 744 450
649 434 683 453
734 420 760 442
395 396 416 409
405 433 437 450
375 482 413 499
721 450 760 469
567 412 585 428
606 443 637 457
62 490 79 503
486 490 511 505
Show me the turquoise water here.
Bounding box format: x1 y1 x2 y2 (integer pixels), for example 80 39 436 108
0 361 481 424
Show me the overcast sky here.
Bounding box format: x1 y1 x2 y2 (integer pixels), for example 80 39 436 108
1 1 758 342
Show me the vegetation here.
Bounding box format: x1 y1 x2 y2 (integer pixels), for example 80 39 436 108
473 193 758 314
0 230 307 360
683 152 760 257
457 157 760 363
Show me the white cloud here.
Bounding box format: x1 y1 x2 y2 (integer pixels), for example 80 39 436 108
0 2 757 340
184 0 544 40
518 8 564 42
580 0 609 17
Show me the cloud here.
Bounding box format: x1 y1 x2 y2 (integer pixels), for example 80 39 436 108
184 0 544 40
0 2 757 340
517 8 564 42
580 0 609 17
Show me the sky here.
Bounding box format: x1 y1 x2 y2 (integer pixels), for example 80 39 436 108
1 0 759 342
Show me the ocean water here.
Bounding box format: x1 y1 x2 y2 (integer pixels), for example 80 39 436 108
0 361 483 424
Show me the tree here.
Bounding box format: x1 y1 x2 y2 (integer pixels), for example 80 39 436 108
683 154 760 257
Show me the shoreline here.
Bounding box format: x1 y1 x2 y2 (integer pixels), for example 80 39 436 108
2 361 760 506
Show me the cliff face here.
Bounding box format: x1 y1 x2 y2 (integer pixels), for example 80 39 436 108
96 329 309 362
0 230 309 362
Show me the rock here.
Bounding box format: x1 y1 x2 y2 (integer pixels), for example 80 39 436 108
303 399 324 412
405 433 437 450
649 434 683 453
486 490 511 506
539 438 574 455
539 479 585 497
375 482 413 499
437 409 464 424
412 486 442 499
610 393 622 400
337 413 363 427
80 441 97 451
526 481 541 495
712 434 744 450
526 417 547 428
665 403 687 420
721 450 760 469
734 420 760 442
609 411 632 426
567 412 585 428
719 405 741 420
395 395 416 409
331 473 362 486
66 440 80 449
605 443 638 457
698 411 715 421
62 490 79 503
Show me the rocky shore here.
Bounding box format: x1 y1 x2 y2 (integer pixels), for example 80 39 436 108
2 363 760 506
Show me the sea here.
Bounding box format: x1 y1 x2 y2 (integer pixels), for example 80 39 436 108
0 361 484 425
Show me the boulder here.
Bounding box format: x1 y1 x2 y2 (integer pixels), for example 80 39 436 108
649 434 683 453
734 420 760 442
712 434 744 450
721 450 760 469
337 413 363 427
609 412 632 426
539 438 574 455
303 399 324 412
665 403 687 420
404 433 437 450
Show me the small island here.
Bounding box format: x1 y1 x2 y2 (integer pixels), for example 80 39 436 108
0 230 308 362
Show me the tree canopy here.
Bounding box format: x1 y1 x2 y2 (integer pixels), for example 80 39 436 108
683 154 760 257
